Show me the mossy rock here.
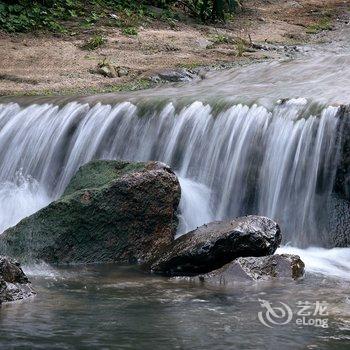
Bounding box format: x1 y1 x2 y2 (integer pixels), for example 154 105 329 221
0 160 181 264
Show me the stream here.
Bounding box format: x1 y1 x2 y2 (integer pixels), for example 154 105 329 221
1 43 350 348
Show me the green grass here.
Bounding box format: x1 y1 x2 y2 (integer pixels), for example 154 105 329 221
81 34 106 50
121 27 138 36
176 62 202 69
211 34 232 44
306 19 332 34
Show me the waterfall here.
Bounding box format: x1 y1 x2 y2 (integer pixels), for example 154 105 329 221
0 99 341 246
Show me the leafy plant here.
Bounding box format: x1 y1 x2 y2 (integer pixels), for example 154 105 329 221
177 0 242 22
0 0 81 32
0 0 244 33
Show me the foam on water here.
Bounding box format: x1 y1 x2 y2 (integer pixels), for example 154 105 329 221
0 171 50 233
177 176 214 236
277 246 350 280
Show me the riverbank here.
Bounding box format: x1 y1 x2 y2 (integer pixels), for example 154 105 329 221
0 0 348 97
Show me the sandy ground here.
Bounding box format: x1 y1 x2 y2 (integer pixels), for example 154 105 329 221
0 0 349 96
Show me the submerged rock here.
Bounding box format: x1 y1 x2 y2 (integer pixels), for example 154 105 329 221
0 256 35 304
0 160 181 264
149 216 282 276
192 254 304 286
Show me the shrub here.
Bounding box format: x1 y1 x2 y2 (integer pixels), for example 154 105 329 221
0 0 244 33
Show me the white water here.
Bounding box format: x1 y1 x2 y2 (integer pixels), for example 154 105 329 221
0 171 50 233
278 246 350 280
0 97 347 279
177 177 214 235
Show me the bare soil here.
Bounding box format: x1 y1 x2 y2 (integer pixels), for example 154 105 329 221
0 0 348 96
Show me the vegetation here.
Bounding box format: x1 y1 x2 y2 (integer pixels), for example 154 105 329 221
121 26 138 36
306 18 332 34
81 34 106 50
179 0 242 22
0 0 243 33
211 33 232 44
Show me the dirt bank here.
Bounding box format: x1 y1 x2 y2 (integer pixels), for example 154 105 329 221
0 0 348 96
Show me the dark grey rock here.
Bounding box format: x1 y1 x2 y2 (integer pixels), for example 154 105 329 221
158 69 195 82
334 105 350 201
193 254 305 286
0 256 35 304
149 215 282 276
328 194 350 247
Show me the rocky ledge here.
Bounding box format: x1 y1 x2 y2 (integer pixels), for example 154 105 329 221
0 256 35 304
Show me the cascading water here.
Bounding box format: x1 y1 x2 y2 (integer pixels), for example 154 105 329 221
0 98 341 248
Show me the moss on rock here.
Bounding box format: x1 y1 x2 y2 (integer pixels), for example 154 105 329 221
0 160 181 264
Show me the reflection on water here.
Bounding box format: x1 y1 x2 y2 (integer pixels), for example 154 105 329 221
0 264 349 349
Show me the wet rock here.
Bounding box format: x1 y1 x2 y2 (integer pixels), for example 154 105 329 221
329 105 350 247
0 160 181 264
334 105 350 201
149 75 161 84
158 69 195 82
0 256 28 283
328 194 350 247
0 256 35 304
193 254 304 285
149 216 282 276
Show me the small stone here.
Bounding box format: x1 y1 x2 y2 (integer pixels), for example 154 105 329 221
117 67 129 77
96 63 118 78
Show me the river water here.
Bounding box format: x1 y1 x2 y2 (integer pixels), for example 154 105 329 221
1 47 350 347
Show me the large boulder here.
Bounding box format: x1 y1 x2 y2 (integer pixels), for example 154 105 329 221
0 256 35 304
0 160 181 264
149 215 282 276
191 254 304 286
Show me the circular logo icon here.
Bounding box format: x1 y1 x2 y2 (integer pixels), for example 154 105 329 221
258 299 293 328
